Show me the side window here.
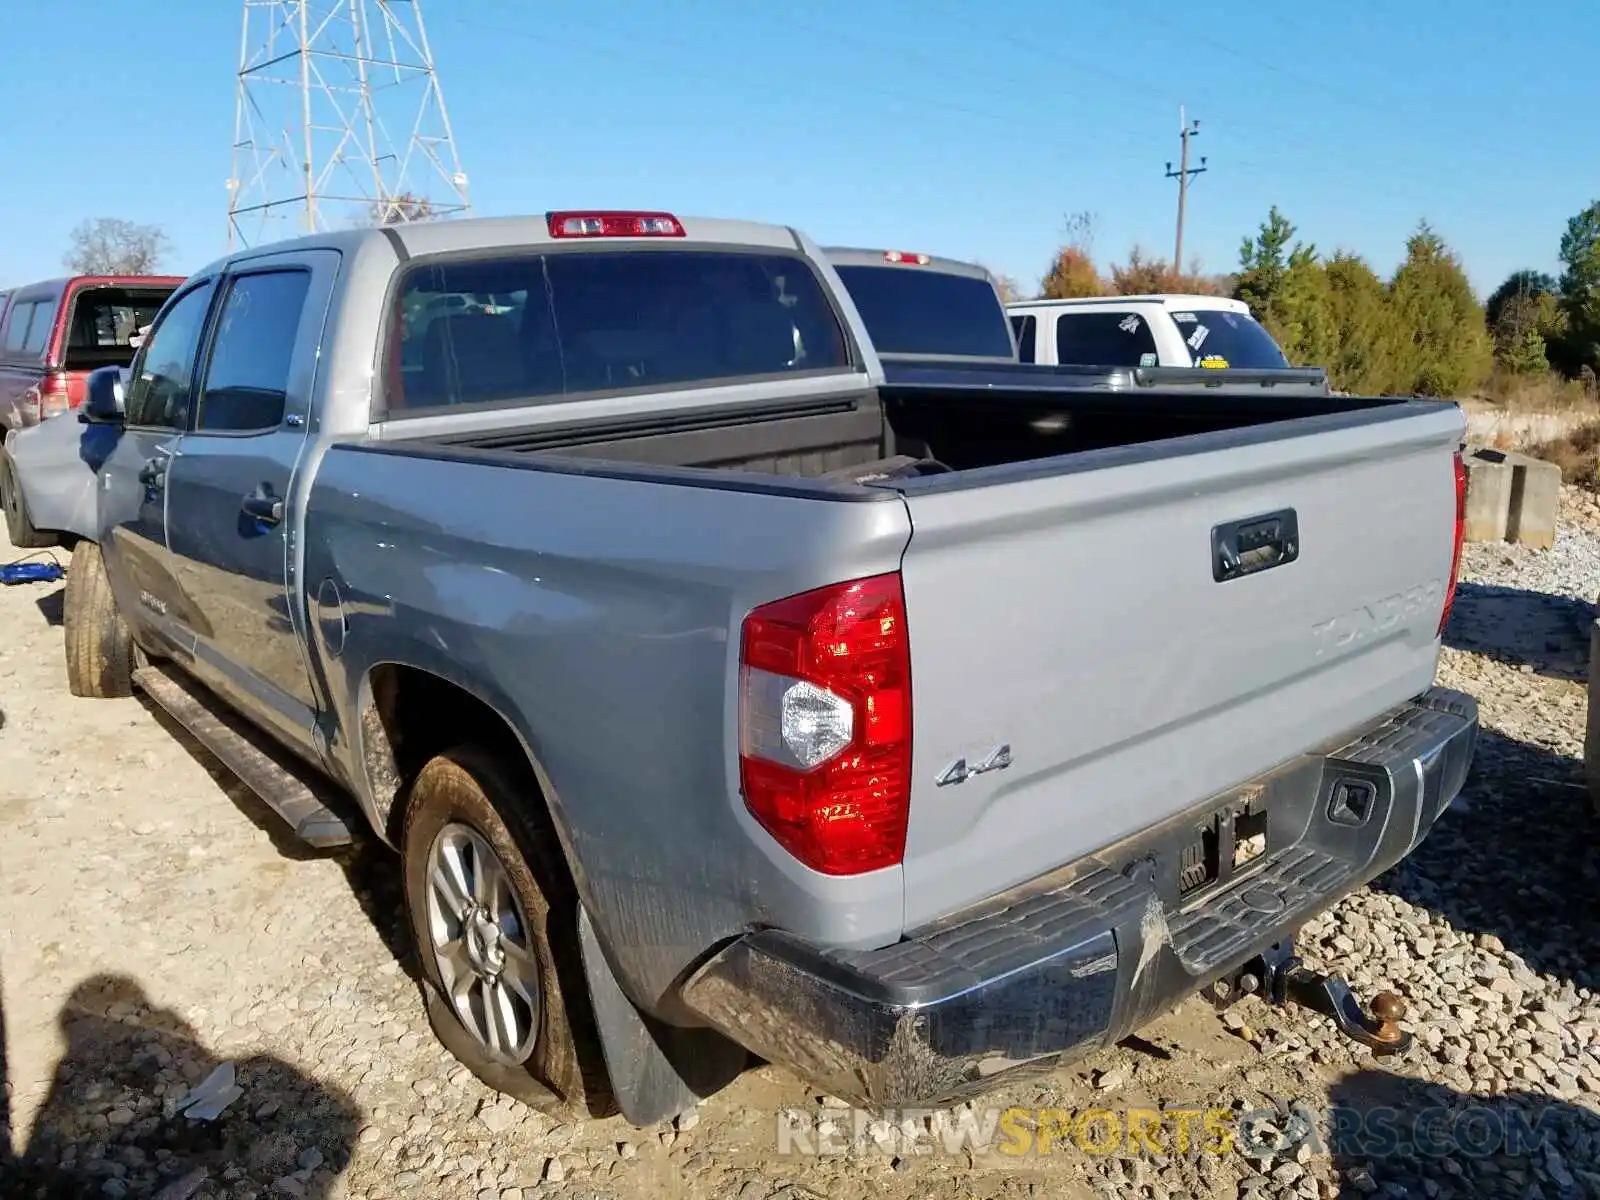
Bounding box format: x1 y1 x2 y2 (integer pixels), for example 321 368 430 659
1055 311 1160 367
1011 314 1037 363
3 301 37 355
125 283 216 430
196 271 312 433
21 299 58 358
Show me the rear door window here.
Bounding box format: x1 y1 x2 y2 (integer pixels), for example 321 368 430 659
2 301 37 355
388 249 851 411
1170 308 1290 369
1054 311 1159 367
195 271 312 432
1011 314 1037 363
21 299 58 358
2 298 58 361
830 265 1014 359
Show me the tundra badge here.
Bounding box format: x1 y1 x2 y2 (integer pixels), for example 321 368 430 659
935 744 1013 787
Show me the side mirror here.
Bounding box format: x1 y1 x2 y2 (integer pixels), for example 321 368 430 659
81 366 127 425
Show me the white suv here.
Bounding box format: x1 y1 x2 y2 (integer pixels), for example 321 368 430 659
1006 294 1290 371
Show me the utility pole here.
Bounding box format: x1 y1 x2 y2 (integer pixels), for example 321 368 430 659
1164 107 1207 277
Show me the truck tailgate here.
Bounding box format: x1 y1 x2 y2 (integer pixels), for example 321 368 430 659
893 404 1464 930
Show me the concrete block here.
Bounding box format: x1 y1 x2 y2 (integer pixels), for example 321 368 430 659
1463 450 1513 543
1503 450 1561 549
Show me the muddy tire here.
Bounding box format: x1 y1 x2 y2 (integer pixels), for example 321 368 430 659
63 541 136 699
401 745 611 1114
1 451 51 549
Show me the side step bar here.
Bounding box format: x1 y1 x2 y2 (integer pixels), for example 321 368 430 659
132 666 354 849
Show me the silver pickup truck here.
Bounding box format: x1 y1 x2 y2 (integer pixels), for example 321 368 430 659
67 210 1478 1125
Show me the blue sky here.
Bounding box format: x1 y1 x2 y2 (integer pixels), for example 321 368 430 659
1 0 1594 296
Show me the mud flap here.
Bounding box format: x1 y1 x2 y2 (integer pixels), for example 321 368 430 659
577 906 747 1126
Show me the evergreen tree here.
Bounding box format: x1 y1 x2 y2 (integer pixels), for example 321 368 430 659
1323 253 1394 393
1386 222 1493 396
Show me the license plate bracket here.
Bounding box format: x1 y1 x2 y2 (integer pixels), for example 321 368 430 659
1176 796 1271 900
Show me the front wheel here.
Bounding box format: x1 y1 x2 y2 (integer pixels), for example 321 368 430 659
401 746 609 1113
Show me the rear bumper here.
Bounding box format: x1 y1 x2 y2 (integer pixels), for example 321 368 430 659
681 686 1477 1110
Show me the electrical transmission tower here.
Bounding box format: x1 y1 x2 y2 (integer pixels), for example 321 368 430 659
228 0 472 249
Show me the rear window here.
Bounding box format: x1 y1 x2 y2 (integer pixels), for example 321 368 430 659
1011 314 1037 363
389 250 851 411
63 286 176 371
832 265 1014 359
1054 311 1159 367
1170 308 1289 369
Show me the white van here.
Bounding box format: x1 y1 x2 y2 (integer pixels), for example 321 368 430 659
1006 294 1290 371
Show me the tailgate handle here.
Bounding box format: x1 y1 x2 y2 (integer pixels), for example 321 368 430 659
1212 508 1299 582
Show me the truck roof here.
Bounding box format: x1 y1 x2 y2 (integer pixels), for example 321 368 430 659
1008 294 1248 313
199 212 810 278
823 247 993 280
1 274 187 301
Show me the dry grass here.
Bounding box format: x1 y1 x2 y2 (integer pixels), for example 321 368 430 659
1475 372 1600 412
1529 421 1600 489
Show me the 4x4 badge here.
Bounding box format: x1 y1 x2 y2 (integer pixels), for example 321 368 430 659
935 744 1012 787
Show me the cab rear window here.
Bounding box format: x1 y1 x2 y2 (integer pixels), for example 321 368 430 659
387 250 852 411
832 266 1014 359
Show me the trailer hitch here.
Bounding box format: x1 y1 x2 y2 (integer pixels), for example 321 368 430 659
1205 939 1411 1056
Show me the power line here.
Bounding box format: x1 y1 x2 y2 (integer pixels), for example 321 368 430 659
1164 108 1207 271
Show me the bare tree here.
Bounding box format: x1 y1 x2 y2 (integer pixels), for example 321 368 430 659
370 192 437 226
63 218 172 275
1062 210 1097 258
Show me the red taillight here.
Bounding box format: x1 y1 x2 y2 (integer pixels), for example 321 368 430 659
738 572 912 876
883 250 930 265
547 210 685 239
39 371 71 420
1439 451 1467 636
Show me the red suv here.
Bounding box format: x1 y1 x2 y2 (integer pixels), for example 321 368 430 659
0 275 183 434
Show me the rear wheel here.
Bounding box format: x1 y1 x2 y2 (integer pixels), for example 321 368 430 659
401 746 610 1113
63 541 136 699
0 451 51 549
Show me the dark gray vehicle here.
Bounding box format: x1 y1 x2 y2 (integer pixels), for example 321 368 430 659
67 210 1477 1126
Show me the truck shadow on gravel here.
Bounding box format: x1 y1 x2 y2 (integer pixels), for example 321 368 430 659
1325 1069 1600 1198
0 972 360 1199
1372 728 1600 991
1444 581 1595 683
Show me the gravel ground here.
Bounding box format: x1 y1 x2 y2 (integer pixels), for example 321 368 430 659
2 492 1600 1200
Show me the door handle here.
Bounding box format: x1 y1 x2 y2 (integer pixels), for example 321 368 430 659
1212 508 1299 582
241 493 284 526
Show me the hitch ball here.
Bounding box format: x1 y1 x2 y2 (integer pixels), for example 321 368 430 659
1370 991 1407 1047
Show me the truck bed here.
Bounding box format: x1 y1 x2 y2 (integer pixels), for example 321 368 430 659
402 371 1423 489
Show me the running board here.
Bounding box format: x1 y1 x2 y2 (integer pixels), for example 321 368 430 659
132 666 354 849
